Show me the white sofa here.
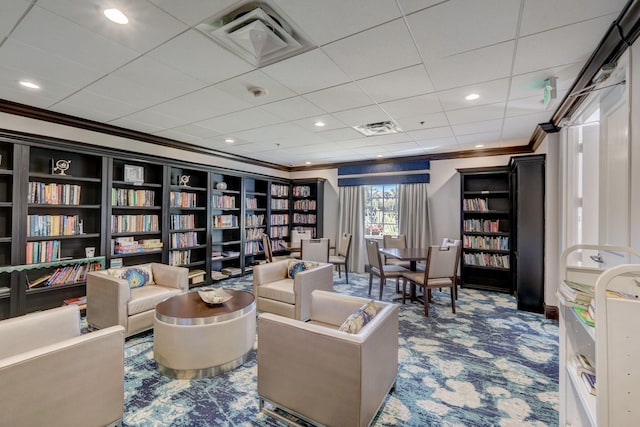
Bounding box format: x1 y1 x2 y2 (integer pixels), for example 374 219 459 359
0 305 125 427
87 263 188 337
253 259 333 321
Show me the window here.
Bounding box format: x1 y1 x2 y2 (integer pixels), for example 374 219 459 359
364 184 398 236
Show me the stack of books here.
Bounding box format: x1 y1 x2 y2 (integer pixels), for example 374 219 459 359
559 280 594 307
211 271 229 281
188 269 206 285
572 354 596 396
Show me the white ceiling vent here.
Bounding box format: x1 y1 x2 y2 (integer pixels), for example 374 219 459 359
196 1 313 67
353 121 402 137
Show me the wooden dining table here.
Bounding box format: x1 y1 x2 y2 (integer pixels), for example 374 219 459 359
378 247 431 301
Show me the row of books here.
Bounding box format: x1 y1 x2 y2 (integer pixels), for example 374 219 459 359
169 191 198 208
212 194 236 209
27 215 84 237
244 241 263 255
170 232 199 248
170 214 196 230
246 214 265 227
271 184 289 197
28 261 102 288
271 198 289 210
111 214 160 233
112 237 162 254
270 226 289 238
169 250 191 266
111 188 156 207
213 215 238 228
572 353 596 396
463 198 490 212
293 213 316 224
463 235 509 250
245 198 259 209
26 240 61 264
562 279 638 328
463 219 503 233
245 228 265 240
28 181 81 205
293 199 316 211
270 214 289 225
292 185 311 197
463 253 510 268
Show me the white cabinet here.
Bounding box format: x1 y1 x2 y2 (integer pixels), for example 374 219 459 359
559 244 640 427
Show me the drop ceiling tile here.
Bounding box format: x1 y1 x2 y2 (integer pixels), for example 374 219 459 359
169 123 221 139
426 41 515 90
452 119 503 136
506 91 567 117
407 126 454 141
318 127 365 142
196 107 284 134
109 110 188 134
150 0 239 26
1 0 31 39
407 0 519 58
214 70 297 106
513 15 616 75
0 65 71 109
398 0 448 15
445 102 506 125
147 30 255 85
332 105 392 127
322 18 421 80
52 90 141 122
380 93 442 119
262 96 326 121
12 6 138 72
286 142 343 155
437 78 510 111
147 86 252 122
153 129 203 144
509 63 582 100
502 112 552 140
357 65 434 103
394 112 449 132
261 49 351 94
456 131 502 145
292 115 347 132
272 0 402 45
414 136 458 149
380 141 421 153
303 82 373 113
520 0 627 36
234 122 312 143
37 0 187 53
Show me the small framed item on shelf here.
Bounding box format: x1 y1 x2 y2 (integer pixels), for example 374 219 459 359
179 175 190 186
124 164 144 184
50 159 71 175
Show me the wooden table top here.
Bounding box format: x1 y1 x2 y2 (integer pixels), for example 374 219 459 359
379 247 431 261
155 289 255 325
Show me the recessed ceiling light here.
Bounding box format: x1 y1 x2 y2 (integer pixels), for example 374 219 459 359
376 154 384 158
423 146 440 150
465 93 480 101
19 80 40 89
475 144 485 148
305 161 312 165
104 8 128 24
224 138 235 144
314 121 326 127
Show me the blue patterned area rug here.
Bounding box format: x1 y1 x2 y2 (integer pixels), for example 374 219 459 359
121 273 559 426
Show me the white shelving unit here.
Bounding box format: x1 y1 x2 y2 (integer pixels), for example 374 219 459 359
559 244 640 427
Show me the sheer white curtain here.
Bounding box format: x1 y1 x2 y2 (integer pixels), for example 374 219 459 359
398 183 432 248
337 186 366 273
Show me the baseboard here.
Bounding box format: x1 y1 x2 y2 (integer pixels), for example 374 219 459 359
544 304 559 321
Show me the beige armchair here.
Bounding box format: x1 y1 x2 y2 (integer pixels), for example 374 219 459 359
87 263 188 337
258 290 399 427
253 259 333 321
0 305 125 427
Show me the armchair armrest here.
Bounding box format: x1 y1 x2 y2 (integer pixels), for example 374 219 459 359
151 263 188 291
0 325 125 426
293 263 334 321
86 271 131 330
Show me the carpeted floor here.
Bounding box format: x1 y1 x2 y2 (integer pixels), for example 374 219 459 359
120 272 559 426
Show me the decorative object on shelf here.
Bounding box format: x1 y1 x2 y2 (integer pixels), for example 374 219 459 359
198 287 233 305
124 164 144 184
85 247 95 258
179 175 190 186
51 159 71 175
216 182 228 190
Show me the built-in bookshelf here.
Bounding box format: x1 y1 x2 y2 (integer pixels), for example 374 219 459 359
0 141 14 318
167 166 207 280
458 166 512 293
291 179 324 239
269 182 290 255
211 173 242 281
243 177 268 273
109 159 164 267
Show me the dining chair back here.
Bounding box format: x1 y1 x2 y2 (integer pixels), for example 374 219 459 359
382 235 410 269
262 234 274 262
289 230 311 259
365 239 408 300
329 233 352 283
301 238 330 263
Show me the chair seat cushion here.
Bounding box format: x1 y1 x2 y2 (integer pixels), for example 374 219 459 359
258 279 295 304
386 259 411 268
403 271 424 284
128 285 181 316
329 255 345 263
403 271 452 288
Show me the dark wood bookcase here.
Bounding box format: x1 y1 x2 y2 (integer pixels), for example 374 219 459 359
268 181 291 255
458 155 545 313
0 130 326 319
291 178 325 239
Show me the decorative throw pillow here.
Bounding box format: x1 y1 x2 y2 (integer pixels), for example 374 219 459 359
338 300 378 334
287 260 319 279
108 265 154 289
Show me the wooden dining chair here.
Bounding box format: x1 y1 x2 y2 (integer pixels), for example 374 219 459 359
329 233 352 283
301 238 330 263
289 230 311 259
366 239 409 300
401 244 461 316
383 235 411 269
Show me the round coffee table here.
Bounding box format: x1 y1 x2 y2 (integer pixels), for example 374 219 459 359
153 289 256 379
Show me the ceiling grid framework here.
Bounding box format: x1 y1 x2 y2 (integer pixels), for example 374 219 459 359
0 0 632 167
